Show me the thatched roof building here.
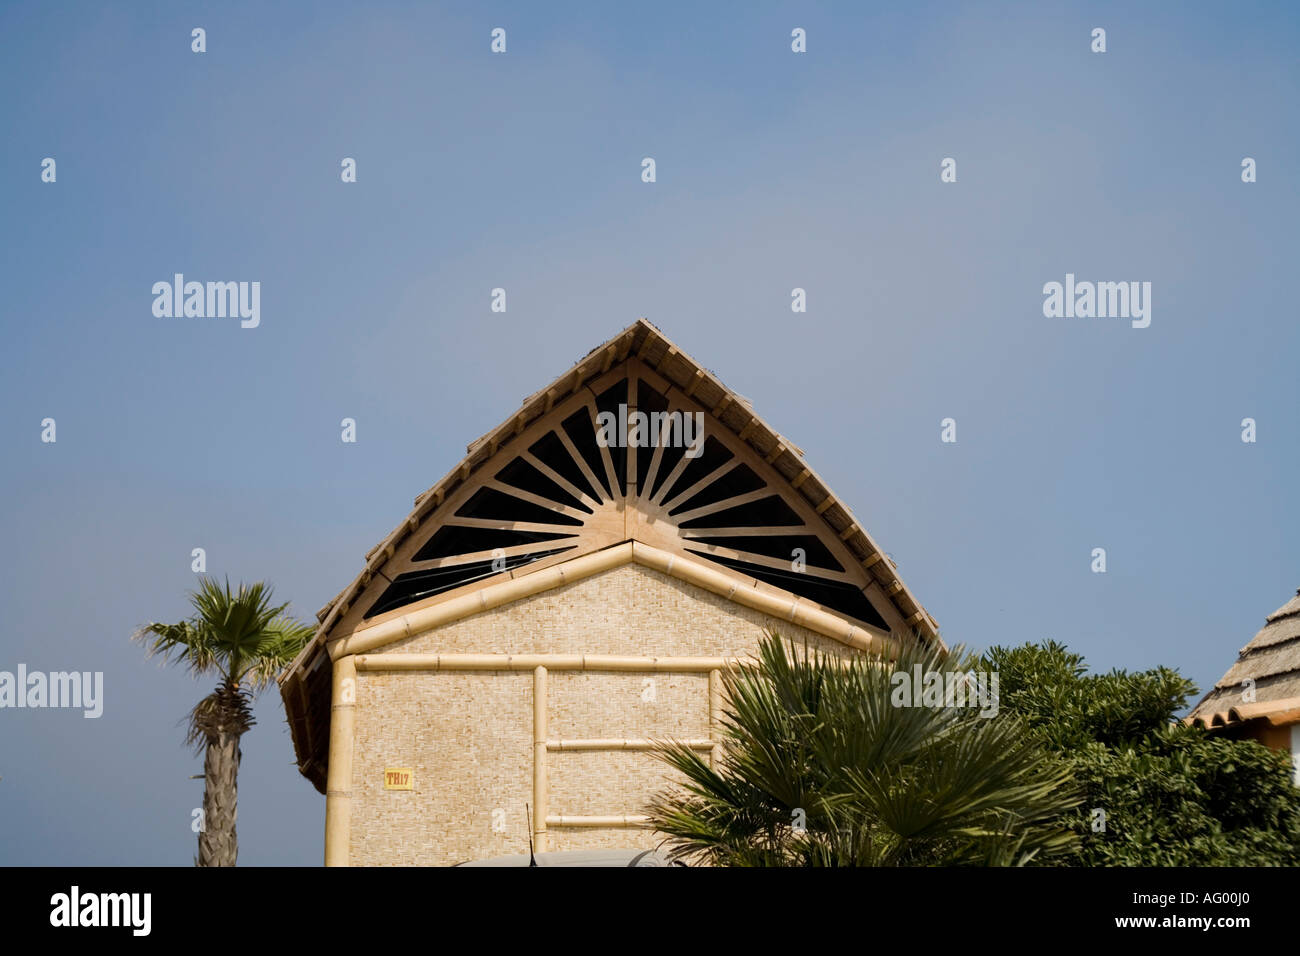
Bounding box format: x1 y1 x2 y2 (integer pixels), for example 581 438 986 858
279 319 941 864
1187 587 1300 779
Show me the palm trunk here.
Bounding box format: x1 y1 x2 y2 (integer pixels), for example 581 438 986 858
197 731 242 866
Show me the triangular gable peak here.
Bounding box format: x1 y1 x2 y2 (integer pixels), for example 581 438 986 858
279 320 941 789
295 320 939 666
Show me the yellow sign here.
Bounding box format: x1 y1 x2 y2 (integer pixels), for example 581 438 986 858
384 768 413 790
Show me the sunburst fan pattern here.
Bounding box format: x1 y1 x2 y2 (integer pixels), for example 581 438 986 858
367 371 889 631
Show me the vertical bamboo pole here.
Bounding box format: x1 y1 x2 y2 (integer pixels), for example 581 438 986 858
324 655 357 867
533 665 549 854
709 668 723 769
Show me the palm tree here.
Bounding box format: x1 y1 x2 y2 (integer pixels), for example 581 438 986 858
647 631 1080 866
135 577 315 866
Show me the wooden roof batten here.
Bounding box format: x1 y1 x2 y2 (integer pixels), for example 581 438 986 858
279 318 942 790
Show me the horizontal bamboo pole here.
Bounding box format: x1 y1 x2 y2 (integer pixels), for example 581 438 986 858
546 738 713 752
330 542 635 659
354 653 756 673
545 815 653 828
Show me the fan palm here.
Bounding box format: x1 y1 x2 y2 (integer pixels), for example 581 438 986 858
134 577 315 866
647 631 1080 866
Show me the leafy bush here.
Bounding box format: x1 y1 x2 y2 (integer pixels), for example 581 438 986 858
984 640 1300 866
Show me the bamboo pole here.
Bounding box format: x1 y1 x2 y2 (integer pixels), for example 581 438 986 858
546 738 713 752
328 542 898 661
533 666 548 854
631 541 897 658
324 655 356 867
545 815 652 828
330 543 634 658
709 668 723 769
354 653 757 673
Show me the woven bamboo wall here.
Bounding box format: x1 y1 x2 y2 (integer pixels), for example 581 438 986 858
348 563 862 865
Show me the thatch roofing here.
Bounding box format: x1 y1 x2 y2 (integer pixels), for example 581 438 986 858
278 318 941 791
1187 586 1300 729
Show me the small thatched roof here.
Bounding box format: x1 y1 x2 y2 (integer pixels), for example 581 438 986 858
1186 586 1300 729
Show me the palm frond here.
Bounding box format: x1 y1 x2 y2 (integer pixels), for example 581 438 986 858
646 629 1081 866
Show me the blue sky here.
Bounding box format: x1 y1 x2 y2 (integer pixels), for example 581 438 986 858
1 1 1297 865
